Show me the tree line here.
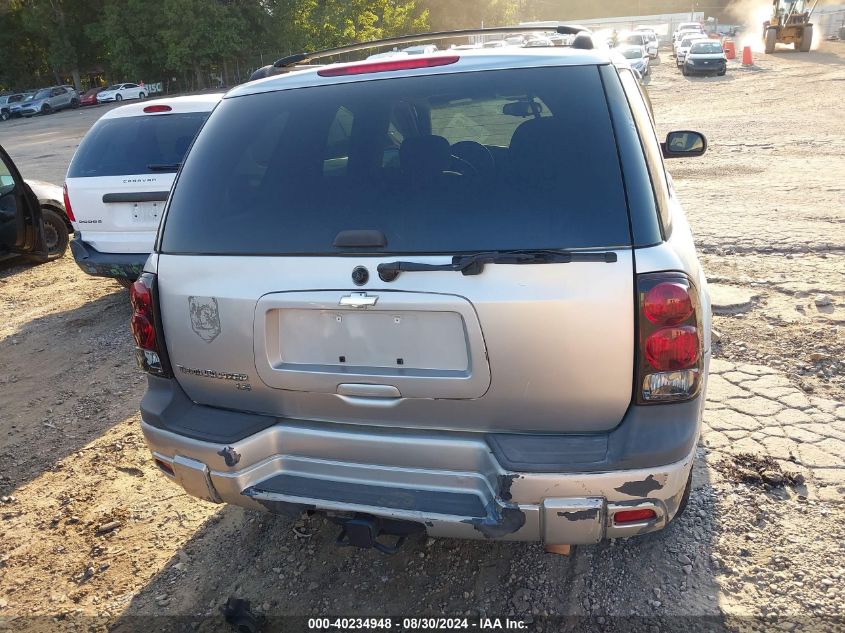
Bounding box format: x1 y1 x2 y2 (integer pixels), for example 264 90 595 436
0 0 535 92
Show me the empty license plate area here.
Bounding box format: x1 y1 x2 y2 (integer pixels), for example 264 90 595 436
278 309 468 371
254 291 491 399
130 201 163 225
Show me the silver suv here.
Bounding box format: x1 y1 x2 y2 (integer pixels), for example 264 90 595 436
133 26 711 551
11 86 79 117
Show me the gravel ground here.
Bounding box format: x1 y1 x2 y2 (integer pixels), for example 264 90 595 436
0 44 843 632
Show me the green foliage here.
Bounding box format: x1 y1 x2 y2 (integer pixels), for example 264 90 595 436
5 0 544 92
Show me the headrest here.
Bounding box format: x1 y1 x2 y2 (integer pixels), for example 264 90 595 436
509 117 569 187
399 135 452 177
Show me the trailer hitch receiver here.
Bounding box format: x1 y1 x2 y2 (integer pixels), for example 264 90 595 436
335 515 420 554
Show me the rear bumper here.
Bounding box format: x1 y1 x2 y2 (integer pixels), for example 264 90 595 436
139 377 703 544
70 235 148 280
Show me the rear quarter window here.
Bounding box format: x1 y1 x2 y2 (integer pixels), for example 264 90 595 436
67 112 211 178
162 66 634 255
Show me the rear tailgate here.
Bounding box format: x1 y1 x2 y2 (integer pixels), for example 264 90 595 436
66 175 171 253
155 62 639 434
157 253 633 433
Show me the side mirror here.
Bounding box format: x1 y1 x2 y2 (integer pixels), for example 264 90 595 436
661 130 707 158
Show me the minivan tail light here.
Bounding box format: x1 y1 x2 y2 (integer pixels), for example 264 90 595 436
637 273 703 403
317 55 460 77
143 104 172 113
129 273 171 376
62 182 75 222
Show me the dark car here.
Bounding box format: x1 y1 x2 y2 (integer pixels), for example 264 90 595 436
0 144 52 263
80 87 107 106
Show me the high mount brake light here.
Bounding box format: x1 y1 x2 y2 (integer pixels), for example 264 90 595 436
637 273 703 403
143 104 172 113
317 55 460 77
62 182 75 222
129 273 171 376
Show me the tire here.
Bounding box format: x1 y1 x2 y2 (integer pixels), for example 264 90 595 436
800 25 813 52
674 469 694 521
117 278 135 289
0 111 8 122
765 27 777 53
718 68 727 76
41 104 52 115
682 64 689 76
41 208 69 259
115 94 123 102
139 92 146 100
71 98 79 109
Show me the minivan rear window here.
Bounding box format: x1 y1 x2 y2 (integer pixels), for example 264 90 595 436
161 66 633 255
67 112 210 178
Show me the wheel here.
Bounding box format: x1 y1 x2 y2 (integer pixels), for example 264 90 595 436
800 25 813 52
117 278 135 289
115 94 123 101
41 104 52 115
40 208 69 259
0 111 8 122
71 98 79 109
718 68 726 76
682 64 688 76
139 92 146 100
765 27 777 53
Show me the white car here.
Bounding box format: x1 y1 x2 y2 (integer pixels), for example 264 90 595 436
66 94 222 286
630 29 659 58
96 83 148 103
676 34 709 66
401 44 439 55
619 45 650 76
673 25 704 51
673 22 703 41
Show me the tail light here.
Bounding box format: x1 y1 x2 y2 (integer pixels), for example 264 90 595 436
614 508 656 524
129 272 171 376
637 273 703 403
62 183 75 222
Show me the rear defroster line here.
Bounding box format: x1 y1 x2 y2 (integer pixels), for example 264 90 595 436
377 250 618 281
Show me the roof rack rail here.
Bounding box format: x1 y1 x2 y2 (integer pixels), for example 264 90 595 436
272 24 594 69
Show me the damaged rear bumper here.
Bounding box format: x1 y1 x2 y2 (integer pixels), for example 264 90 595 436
140 381 701 545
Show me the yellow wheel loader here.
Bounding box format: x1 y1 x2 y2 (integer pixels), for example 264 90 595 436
763 0 819 53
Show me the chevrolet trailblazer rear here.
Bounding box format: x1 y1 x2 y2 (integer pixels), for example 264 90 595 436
133 26 711 551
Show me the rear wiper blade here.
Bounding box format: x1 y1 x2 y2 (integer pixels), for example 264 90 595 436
147 163 181 171
377 250 617 281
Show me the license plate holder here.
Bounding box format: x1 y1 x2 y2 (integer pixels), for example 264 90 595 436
131 201 162 224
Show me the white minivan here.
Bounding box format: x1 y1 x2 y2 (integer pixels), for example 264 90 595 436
66 94 222 285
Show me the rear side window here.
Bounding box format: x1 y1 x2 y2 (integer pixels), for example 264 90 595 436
67 112 210 178
162 66 633 255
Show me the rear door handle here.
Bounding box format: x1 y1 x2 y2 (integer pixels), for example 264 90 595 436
339 292 378 308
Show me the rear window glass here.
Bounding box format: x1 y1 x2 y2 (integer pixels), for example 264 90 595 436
162 66 632 255
67 112 210 178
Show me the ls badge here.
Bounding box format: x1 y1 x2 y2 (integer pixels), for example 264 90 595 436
189 296 221 343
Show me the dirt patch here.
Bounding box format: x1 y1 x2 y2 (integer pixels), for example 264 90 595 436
715 453 806 490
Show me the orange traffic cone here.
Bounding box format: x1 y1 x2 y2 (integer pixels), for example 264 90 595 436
741 46 753 66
